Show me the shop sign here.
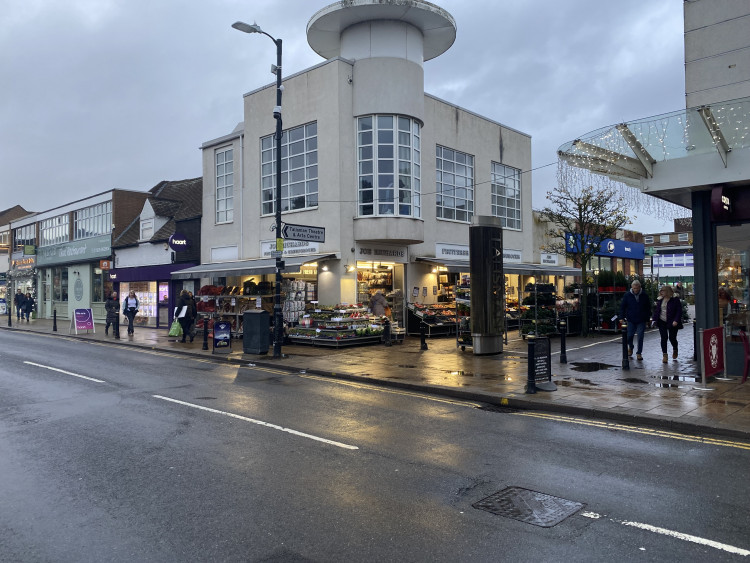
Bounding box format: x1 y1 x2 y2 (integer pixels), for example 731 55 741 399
169 232 191 251
435 243 469 261
565 234 645 260
11 256 35 270
710 185 733 221
261 239 319 257
100 260 112 270
540 253 559 265
0 298 6 315
37 234 111 266
74 278 84 301
356 244 408 264
503 249 523 263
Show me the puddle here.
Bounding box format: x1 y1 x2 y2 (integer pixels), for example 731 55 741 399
618 377 649 384
443 370 512 381
557 378 599 387
570 362 616 373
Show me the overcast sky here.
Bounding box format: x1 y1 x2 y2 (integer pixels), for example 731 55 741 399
1 0 686 232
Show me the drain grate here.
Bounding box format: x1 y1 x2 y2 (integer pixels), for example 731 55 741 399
473 487 584 527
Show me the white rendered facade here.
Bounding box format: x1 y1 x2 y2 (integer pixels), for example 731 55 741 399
199 2 532 308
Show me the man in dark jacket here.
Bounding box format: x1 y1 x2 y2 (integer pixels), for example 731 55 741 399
105 291 120 339
174 290 195 343
14 289 24 321
619 279 652 360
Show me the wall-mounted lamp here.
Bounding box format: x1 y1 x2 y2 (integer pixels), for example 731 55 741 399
72 270 80 276
344 263 355 273
431 268 438 274
321 265 329 272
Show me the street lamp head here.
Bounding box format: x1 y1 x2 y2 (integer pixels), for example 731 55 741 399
232 21 262 34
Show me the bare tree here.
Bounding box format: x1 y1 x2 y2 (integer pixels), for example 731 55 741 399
539 183 630 336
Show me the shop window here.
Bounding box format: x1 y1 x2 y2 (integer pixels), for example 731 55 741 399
261 122 318 215
436 146 474 222
216 146 234 223
52 267 68 302
92 268 111 302
358 116 420 218
491 162 521 230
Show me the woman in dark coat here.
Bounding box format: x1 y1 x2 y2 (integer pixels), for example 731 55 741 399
651 285 682 363
22 292 34 321
105 291 120 338
174 290 195 343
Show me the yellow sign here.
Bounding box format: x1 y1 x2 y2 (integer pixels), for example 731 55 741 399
276 238 284 251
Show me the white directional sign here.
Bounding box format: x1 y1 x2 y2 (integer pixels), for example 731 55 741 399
281 223 325 242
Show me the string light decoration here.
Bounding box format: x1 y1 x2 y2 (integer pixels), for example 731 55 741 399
557 95 750 223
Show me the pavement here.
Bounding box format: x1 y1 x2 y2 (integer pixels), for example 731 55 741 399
3 315 750 441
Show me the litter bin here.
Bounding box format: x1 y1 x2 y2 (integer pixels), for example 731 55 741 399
243 310 270 354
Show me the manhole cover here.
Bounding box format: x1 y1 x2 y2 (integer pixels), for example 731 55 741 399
473 487 584 527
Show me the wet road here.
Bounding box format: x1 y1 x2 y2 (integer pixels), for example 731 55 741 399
1 331 749 562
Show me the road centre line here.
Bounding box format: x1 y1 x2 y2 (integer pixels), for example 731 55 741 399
582 512 750 556
24 361 105 383
152 395 359 450
513 412 750 451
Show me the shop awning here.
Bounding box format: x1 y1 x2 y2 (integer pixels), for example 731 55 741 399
171 254 336 280
415 257 580 277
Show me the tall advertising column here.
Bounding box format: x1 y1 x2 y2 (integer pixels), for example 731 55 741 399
470 216 504 355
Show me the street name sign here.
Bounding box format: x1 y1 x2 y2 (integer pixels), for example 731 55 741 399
281 223 325 242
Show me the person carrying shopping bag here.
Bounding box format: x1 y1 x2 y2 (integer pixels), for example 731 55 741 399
174 290 195 343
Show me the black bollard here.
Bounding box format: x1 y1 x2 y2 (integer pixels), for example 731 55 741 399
525 336 537 394
621 319 630 370
7 306 11 327
559 319 567 364
384 317 392 347
202 316 209 351
53 309 57 332
420 320 428 351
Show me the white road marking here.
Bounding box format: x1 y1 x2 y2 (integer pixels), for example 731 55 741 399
550 336 622 355
620 520 750 557
152 395 359 450
580 512 749 556
24 361 105 383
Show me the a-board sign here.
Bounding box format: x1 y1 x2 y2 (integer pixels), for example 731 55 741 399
702 327 725 378
70 309 95 334
526 336 556 393
213 321 232 354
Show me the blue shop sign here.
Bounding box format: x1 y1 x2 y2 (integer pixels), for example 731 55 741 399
565 234 644 260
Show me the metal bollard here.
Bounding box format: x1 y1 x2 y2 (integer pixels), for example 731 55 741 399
559 319 567 364
621 319 630 370
420 320 428 351
53 309 57 332
384 317 392 347
202 316 209 351
525 336 537 394
7 307 11 327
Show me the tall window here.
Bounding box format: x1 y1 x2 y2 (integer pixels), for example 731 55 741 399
261 122 318 215
140 219 154 241
358 116 421 217
14 224 36 252
52 267 68 301
74 202 112 240
92 268 111 302
491 162 521 230
215 147 234 223
436 146 473 222
40 214 70 247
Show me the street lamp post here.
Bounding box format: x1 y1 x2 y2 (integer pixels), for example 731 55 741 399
232 21 284 359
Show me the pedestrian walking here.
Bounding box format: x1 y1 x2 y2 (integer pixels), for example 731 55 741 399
618 279 652 361
105 291 120 339
14 289 24 321
651 285 682 363
22 292 34 321
369 290 388 316
187 291 198 342
122 290 139 335
174 289 194 343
